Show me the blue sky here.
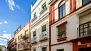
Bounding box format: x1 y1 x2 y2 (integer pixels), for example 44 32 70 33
0 0 36 45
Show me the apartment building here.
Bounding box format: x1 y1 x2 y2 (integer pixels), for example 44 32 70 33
49 0 91 51
0 45 6 51
14 21 30 51
7 38 16 51
30 0 50 51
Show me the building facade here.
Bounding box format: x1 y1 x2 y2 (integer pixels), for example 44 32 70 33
8 0 91 51
30 0 50 51
49 0 91 51
0 45 7 51
7 38 16 51
14 21 30 51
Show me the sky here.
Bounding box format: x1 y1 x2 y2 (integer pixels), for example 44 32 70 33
0 0 36 46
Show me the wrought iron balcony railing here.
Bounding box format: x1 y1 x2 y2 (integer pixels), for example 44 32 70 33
22 34 29 40
79 21 91 37
31 36 37 44
39 31 48 41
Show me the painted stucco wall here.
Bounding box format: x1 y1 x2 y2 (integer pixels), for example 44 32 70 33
14 22 30 51
31 0 50 51
51 42 72 51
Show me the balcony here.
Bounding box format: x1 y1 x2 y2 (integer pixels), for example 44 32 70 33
31 36 37 44
23 44 29 50
40 7 47 15
79 21 91 37
32 17 37 22
23 34 29 40
39 31 48 41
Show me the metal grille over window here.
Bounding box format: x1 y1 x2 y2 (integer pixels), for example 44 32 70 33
57 25 66 39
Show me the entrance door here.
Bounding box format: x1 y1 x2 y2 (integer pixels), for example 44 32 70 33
79 47 91 51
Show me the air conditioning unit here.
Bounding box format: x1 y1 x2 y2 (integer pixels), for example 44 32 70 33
39 33 43 41
33 36 37 42
43 31 48 39
87 29 91 35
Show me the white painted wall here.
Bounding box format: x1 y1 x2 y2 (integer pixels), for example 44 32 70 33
31 0 50 51
51 0 91 51
51 42 72 51
51 0 91 44
51 13 79 44
79 12 91 24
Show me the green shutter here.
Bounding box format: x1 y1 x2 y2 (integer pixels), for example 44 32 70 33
42 2 46 9
42 24 46 32
34 12 36 17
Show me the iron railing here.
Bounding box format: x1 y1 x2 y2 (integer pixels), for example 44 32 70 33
79 21 91 37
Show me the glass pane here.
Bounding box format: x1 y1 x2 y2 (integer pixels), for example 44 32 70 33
63 4 66 17
63 9 66 17
82 0 91 5
60 6 62 11
33 31 36 36
59 11 63 18
59 3 65 19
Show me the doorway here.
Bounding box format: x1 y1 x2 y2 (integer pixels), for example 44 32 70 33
79 47 91 51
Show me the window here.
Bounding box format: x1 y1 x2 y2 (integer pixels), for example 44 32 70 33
57 24 66 39
21 34 22 39
42 2 46 10
42 24 46 32
25 30 28 34
33 31 36 37
79 21 91 37
34 12 36 17
18 36 19 40
42 47 47 51
57 49 64 51
82 0 91 5
15 38 17 43
25 30 28 36
33 49 36 51
59 3 66 18
18 44 20 49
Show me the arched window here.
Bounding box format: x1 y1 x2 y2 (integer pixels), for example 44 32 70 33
58 3 66 19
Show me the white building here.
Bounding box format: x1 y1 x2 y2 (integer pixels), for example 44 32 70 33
31 0 50 51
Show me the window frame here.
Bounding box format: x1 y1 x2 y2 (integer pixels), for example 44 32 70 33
57 49 64 51
34 12 36 18
56 21 67 39
33 49 36 51
57 25 66 39
59 3 66 19
33 31 36 37
42 47 47 51
82 0 91 5
42 2 46 10
42 24 46 32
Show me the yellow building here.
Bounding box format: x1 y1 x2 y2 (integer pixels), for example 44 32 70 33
14 20 30 51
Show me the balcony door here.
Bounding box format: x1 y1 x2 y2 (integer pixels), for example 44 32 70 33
79 47 91 51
